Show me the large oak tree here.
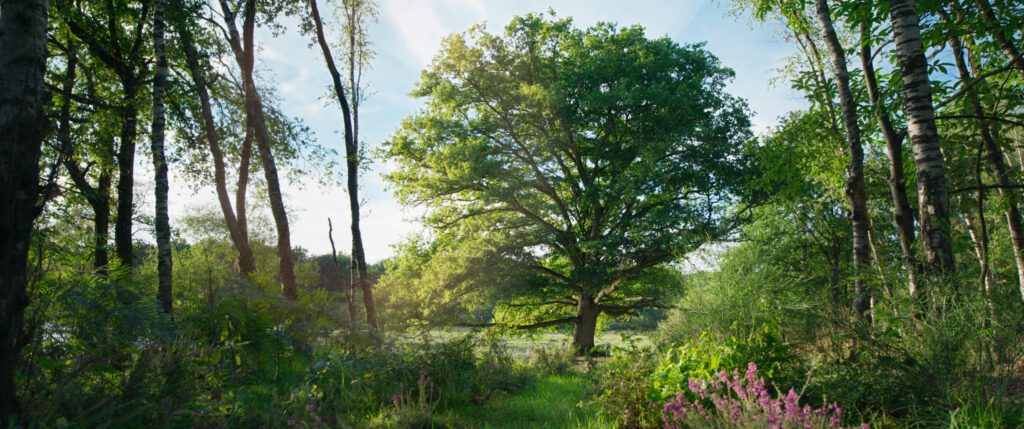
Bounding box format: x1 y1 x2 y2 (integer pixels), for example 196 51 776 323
385 15 755 355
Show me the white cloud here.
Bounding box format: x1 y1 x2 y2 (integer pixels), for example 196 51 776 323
383 0 487 67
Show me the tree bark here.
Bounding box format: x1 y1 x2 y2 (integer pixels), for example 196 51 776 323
92 177 111 273
815 0 871 320
236 127 252 252
860 21 919 296
64 9 149 270
221 0 298 299
152 0 173 314
175 10 256 275
328 218 357 322
573 295 599 356
55 43 113 275
0 0 50 423
309 0 376 328
114 84 138 268
887 0 955 275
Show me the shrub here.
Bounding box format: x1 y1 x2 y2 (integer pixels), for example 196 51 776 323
651 326 801 404
592 347 663 429
530 344 576 376
289 335 524 426
662 362 867 429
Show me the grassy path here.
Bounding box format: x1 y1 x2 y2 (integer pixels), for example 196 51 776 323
447 374 612 428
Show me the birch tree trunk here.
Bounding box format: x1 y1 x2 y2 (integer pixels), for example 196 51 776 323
0 0 50 422
814 0 871 319
152 0 173 314
887 0 955 276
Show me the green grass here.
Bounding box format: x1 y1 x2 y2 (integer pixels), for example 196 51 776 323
406 329 651 359
447 374 613 428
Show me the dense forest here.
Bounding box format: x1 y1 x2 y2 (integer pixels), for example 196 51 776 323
1 0 1023 427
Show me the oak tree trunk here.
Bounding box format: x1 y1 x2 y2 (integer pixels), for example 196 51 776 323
0 0 50 422
573 296 599 356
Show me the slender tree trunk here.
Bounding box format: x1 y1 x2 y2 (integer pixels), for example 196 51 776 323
328 218 357 322
946 20 1024 302
573 294 599 356
236 127 252 251
115 83 138 268
0 0 50 422
860 21 919 296
973 0 1024 79
815 0 871 320
224 0 298 299
309 0 376 328
887 0 955 276
964 214 994 298
93 178 111 274
152 0 173 314
55 44 112 275
175 13 256 275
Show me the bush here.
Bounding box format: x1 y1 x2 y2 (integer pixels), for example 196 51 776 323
592 347 663 429
529 344 576 376
661 362 867 429
288 335 525 426
651 326 802 404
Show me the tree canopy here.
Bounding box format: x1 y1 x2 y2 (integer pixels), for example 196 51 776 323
384 14 755 353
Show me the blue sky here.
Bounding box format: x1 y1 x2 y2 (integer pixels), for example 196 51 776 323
168 0 806 262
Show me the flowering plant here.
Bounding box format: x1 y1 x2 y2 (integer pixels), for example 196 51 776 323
662 362 868 429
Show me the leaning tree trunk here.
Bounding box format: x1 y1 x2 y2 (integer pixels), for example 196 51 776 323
230 0 298 299
815 0 871 320
860 21 919 296
887 0 955 276
309 0 376 328
152 0 173 314
973 0 1024 79
0 0 50 423
573 295 600 356
175 12 257 275
947 22 1024 302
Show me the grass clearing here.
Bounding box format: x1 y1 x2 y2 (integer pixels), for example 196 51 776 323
447 374 612 429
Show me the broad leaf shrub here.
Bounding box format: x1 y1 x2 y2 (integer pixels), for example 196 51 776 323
662 362 868 429
651 326 801 404
594 326 802 429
